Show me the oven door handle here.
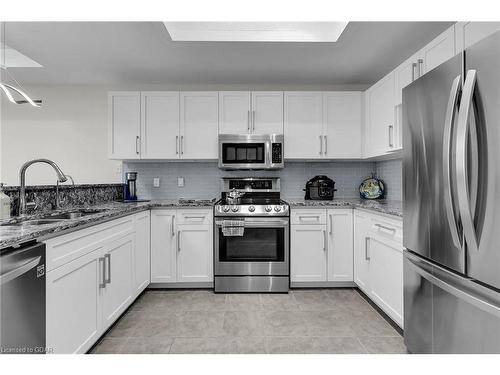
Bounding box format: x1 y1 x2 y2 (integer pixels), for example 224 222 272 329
215 219 289 227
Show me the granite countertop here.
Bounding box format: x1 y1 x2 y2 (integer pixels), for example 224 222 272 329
0 199 216 250
286 198 403 218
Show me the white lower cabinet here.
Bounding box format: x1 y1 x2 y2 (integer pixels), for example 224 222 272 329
150 208 213 284
353 210 404 327
45 211 151 354
291 208 353 284
291 224 327 282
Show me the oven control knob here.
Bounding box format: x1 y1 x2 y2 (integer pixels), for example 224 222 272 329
222 205 230 213
274 206 282 212
265 205 272 212
248 205 255 212
231 206 239 212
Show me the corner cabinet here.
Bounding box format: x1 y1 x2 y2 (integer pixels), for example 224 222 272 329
290 208 353 284
150 208 213 285
353 209 403 327
45 211 151 354
108 91 218 160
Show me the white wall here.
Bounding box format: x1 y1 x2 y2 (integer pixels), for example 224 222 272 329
1 86 121 185
1 83 366 186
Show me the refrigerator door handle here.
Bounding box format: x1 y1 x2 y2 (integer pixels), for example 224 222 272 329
406 253 500 319
443 75 463 249
456 70 479 253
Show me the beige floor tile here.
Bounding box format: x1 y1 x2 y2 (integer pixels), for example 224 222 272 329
120 337 174 354
358 336 407 354
91 338 127 354
170 337 267 354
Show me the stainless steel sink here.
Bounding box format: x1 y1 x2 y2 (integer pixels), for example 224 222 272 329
42 208 109 220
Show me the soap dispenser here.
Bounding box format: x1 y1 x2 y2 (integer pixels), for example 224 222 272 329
0 183 11 220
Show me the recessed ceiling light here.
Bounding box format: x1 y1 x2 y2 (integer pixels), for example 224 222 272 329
163 22 348 42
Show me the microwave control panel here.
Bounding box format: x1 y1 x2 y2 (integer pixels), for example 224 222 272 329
271 143 283 164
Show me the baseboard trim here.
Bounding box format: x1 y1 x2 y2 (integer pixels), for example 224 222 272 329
290 281 356 288
148 282 214 289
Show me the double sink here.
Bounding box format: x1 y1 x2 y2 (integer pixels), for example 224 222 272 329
2 208 109 227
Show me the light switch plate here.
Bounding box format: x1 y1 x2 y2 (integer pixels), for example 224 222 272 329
177 177 185 187
153 177 160 188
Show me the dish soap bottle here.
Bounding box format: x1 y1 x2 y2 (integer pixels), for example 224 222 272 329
0 183 11 220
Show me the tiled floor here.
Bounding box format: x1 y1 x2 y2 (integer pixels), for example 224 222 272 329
91 288 406 354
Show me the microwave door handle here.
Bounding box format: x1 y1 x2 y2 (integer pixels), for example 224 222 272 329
456 69 479 254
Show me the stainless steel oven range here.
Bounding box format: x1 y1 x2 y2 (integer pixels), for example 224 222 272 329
214 177 289 293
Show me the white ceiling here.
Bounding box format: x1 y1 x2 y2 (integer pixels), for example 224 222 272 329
3 21 454 87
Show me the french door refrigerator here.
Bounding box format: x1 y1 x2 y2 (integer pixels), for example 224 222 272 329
403 31 500 353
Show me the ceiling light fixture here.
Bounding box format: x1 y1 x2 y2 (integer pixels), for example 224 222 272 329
1 22 42 107
164 22 348 43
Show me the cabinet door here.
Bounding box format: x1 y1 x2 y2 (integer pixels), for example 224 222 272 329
218 91 251 134
323 92 362 158
284 92 323 159
101 234 134 329
290 224 327 282
327 209 353 282
140 92 180 159
46 248 103 354
180 92 219 159
177 224 213 283
133 211 150 297
422 26 455 75
354 212 371 293
251 91 283 134
459 22 500 51
394 51 423 106
150 210 177 283
108 92 141 159
368 234 404 327
365 73 395 157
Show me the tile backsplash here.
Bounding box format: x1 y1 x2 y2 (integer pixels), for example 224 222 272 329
375 159 403 201
123 161 385 200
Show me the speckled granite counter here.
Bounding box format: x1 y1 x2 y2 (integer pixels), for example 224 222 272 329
286 198 403 218
0 199 215 250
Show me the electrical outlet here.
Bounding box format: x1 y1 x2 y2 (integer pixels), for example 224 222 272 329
177 177 185 187
115 165 122 175
153 177 160 188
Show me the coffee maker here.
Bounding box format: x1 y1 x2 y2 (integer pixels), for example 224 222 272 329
124 172 138 201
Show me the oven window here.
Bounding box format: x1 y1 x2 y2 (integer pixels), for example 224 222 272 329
219 227 285 262
222 143 265 164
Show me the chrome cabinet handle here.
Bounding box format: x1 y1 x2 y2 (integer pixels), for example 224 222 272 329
104 253 111 284
329 214 333 234
99 257 106 288
247 110 250 132
299 215 320 221
184 216 206 220
177 230 181 251
418 59 424 77
135 136 140 155
388 125 394 147
443 75 462 249
365 237 370 260
319 135 323 155
176 135 179 154
324 135 327 155
456 69 479 254
180 135 184 155
323 230 327 251
171 215 175 236
252 110 256 132
375 223 396 233
412 62 417 81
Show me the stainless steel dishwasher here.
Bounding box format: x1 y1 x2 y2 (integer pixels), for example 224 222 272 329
0 241 46 354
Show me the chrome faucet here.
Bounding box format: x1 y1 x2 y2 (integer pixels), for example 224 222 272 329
56 174 74 210
19 159 68 215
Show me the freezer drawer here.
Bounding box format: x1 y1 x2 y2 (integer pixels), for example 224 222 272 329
404 250 500 353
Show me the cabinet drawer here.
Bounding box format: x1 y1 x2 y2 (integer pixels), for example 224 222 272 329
291 209 327 225
368 215 403 243
176 209 213 225
44 215 135 272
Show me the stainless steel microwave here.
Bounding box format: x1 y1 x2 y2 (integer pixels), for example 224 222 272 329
218 134 284 170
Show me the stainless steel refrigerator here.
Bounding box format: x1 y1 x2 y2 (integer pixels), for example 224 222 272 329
403 31 500 353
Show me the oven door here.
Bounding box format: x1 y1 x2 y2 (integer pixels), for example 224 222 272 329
215 217 289 276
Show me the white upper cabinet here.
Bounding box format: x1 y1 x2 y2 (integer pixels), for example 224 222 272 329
251 91 284 134
284 92 324 159
364 72 396 158
180 92 219 159
323 92 362 158
140 92 180 159
456 22 500 52
218 91 252 134
108 92 141 159
421 26 455 74
394 50 423 106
